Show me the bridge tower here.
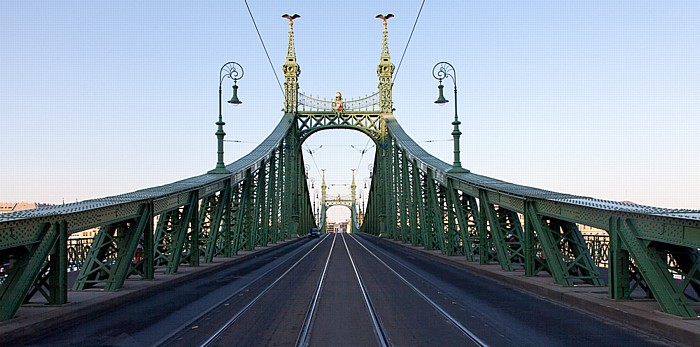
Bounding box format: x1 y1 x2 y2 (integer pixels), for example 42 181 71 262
282 14 300 113
377 14 395 113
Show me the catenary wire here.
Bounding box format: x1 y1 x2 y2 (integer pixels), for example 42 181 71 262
244 0 284 95
393 0 426 82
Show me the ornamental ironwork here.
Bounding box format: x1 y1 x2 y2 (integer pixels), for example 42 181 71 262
298 92 380 112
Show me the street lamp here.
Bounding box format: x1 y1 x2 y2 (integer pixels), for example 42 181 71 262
433 62 469 173
209 62 244 174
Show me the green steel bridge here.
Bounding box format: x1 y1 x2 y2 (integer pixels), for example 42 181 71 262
1 16 699 324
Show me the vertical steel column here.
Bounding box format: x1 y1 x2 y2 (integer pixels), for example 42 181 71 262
393 142 405 241
252 164 266 246
275 144 286 240
226 184 242 256
410 159 423 246
446 182 474 259
235 169 254 252
48 221 68 304
399 149 411 243
264 153 276 243
608 217 632 299
424 169 443 251
197 194 217 263
523 200 537 276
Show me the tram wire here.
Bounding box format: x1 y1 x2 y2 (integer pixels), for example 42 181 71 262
349 234 489 347
244 0 284 96
393 0 426 83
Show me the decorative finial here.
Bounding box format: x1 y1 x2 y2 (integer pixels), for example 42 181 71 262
375 13 394 27
282 13 300 27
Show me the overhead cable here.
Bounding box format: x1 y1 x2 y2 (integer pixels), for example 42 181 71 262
393 0 426 82
244 0 284 95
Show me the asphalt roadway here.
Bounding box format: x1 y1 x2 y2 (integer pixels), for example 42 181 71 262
1 233 697 346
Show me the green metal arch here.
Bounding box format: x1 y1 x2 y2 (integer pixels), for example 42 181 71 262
295 112 385 146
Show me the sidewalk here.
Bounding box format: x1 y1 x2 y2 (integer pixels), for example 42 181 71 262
0 238 304 344
380 237 700 346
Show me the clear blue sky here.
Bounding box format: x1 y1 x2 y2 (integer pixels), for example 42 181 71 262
1 1 699 219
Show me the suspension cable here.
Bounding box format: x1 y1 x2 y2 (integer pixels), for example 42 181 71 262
393 0 426 82
244 0 284 95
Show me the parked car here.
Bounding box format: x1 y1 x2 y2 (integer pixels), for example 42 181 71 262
308 228 320 238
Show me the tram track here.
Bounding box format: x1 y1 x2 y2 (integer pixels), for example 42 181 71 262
197 233 332 347
295 233 337 347
153 235 331 347
340 233 391 347
348 233 489 347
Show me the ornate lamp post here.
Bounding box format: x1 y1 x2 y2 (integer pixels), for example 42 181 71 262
209 62 243 174
433 62 469 173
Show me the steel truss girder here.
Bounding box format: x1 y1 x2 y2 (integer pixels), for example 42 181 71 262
73 203 152 290
478 191 525 271
25 221 68 306
422 168 445 252
524 202 601 286
445 182 477 259
199 183 231 263
397 148 412 243
296 112 384 143
153 193 197 274
0 222 62 320
610 217 698 317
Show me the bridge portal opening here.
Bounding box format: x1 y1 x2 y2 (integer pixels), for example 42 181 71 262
301 129 375 228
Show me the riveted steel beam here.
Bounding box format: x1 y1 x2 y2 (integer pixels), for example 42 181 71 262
0 222 60 320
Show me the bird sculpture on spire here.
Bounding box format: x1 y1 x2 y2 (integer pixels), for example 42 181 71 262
282 13 300 27
375 13 394 26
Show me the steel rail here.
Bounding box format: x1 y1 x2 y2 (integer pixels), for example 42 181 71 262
341 233 390 347
151 235 328 347
349 234 488 347
295 233 338 347
198 234 330 347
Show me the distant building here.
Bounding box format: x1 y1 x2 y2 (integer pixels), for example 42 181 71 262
0 202 53 214
0 202 97 239
326 220 349 233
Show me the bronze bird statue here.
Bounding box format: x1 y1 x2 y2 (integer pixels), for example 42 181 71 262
376 13 394 25
282 14 300 26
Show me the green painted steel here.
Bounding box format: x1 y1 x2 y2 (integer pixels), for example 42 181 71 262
1 15 699 322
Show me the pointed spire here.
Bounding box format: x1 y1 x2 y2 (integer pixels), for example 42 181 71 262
376 14 395 113
282 14 301 113
376 14 394 61
282 14 300 61
321 169 327 205
351 169 357 204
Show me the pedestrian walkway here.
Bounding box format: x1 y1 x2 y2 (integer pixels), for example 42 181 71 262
0 238 303 344
380 237 700 346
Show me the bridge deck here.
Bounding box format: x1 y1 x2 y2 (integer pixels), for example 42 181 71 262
3 234 695 346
